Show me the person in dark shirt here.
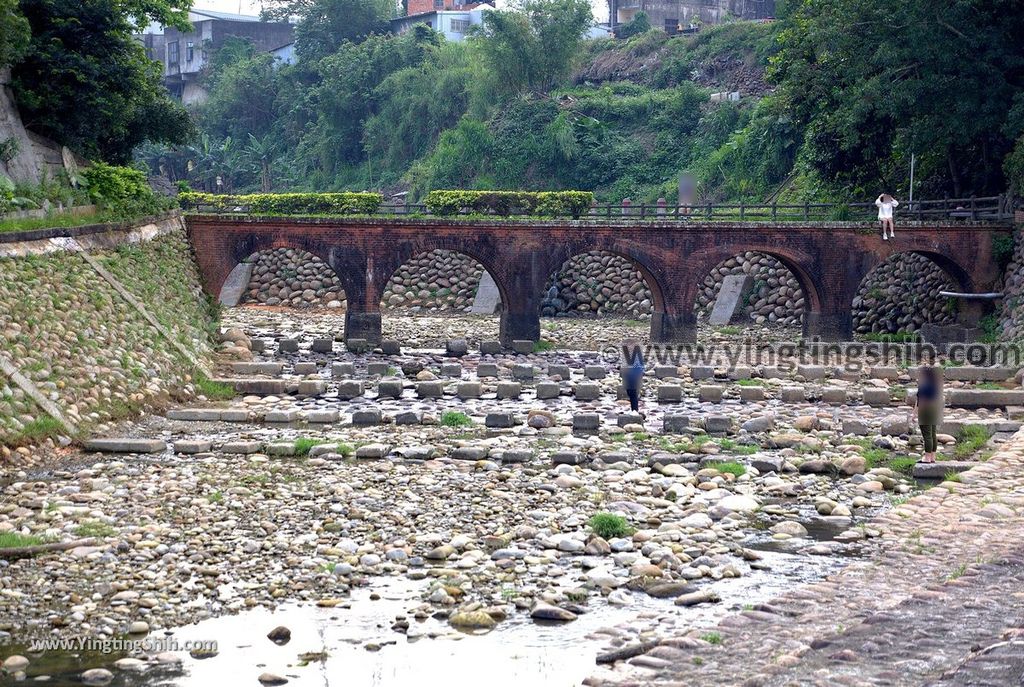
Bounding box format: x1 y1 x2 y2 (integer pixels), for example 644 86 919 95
914 365 943 463
623 346 645 413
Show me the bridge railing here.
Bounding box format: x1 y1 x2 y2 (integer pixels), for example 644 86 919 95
184 194 1013 223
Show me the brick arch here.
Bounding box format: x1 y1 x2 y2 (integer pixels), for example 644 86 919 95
857 249 975 296
689 246 825 315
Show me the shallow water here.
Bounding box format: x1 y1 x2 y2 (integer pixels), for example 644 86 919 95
0 548 844 687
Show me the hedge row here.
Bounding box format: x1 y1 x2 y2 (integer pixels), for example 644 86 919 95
180 192 383 215
423 190 594 217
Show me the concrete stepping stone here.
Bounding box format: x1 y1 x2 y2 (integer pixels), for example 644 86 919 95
346 338 371 353
336 380 364 400
477 363 499 378
821 387 847 405
947 389 1024 408
512 364 535 380
84 438 166 454
355 443 390 459
551 451 582 465
305 409 339 423
870 366 901 380
842 418 870 435
380 340 401 355
797 364 827 380
457 382 481 399
297 381 326 396
547 365 572 380
690 366 715 380
446 339 469 357
485 412 516 428
221 379 289 395
912 460 976 479
222 441 263 454
698 385 724 403
496 382 521 400
265 409 301 423
617 413 643 427
657 385 682 403
267 442 297 456
584 365 607 380
738 386 764 402
862 388 891 406
663 415 690 433
536 382 561 400
761 367 787 379
396 446 435 460
378 380 403 399
332 362 356 378
167 409 222 421
395 411 422 425
367 362 390 376
441 363 463 378
278 339 299 353
451 447 488 460
573 413 600 431
352 409 382 425
173 440 213 454
574 383 601 401
311 338 334 353
293 362 318 375
511 340 534 354
417 381 444 398
780 387 806 403
501 450 533 464
943 366 1019 382
654 366 679 379
220 409 250 422
480 341 502 355
704 415 733 434
728 366 752 380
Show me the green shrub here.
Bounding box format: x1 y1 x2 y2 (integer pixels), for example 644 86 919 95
708 460 746 476
82 162 162 216
180 191 383 215
440 411 472 427
955 424 993 458
423 190 594 217
587 512 634 539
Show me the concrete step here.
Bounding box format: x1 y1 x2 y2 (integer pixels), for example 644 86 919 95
912 460 977 480
84 438 166 454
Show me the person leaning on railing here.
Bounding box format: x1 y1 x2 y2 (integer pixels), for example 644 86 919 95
875 193 899 240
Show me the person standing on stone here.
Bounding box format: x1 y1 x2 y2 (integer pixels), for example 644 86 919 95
913 365 943 463
623 347 645 414
875 193 899 240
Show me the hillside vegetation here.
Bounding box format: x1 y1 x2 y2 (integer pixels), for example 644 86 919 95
135 0 1024 204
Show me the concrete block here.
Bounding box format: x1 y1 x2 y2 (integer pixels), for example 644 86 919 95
167 408 221 421
584 365 607 380
728 366 752 380
395 411 421 425
738 386 764 402
479 341 502 355
704 415 733 434
535 382 561 400
297 380 326 396
250 339 266 354
572 413 600 431
502 450 533 464
485 413 517 428
355 444 390 459
378 379 403 399
780 387 806 403
912 460 975 480
496 382 521 400
820 387 847 405
547 365 572 380
366 362 390 377
346 338 372 353
947 389 1024 408
761 367 787 379
698 385 724 403
574 383 602 401
709 273 753 325
551 451 582 465
457 382 482 399
266 442 297 456
841 418 870 435
943 366 1019 382
512 364 535 380
311 338 334 353
657 385 683 403
293 362 318 375
305 409 339 423
512 340 535 354
84 438 166 454
446 339 469 357
451 447 488 460
655 366 679 379
352 409 382 425
617 413 643 427
417 381 445 398
336 380 365 400
174 440 211 456
862 388 891 407
441 363 463 378
221 441 262 454
332 362 356 378
265 409 301 423
870 366 901 380
691 366 715 380
278 339 299 353
219 409 249 422
477 363 500 378
380 340 401 356
797 365 827 380
663 415 690 433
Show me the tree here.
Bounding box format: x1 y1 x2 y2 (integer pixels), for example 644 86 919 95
265 0 395 62
771 0 1024 196
11 0 193 162
617 11 651 40
472 0 593 98
0 0 29 68
198 46 283 142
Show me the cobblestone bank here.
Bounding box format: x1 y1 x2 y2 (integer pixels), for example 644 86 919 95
588 429 1024 686
0 217 215 449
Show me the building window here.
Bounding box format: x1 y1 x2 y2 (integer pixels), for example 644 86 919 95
450 18 470 33
664 18 679 33
186 41 194 62
167 41 179 65
434 0 443 7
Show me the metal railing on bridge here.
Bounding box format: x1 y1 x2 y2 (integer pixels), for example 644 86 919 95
185 194 1014 224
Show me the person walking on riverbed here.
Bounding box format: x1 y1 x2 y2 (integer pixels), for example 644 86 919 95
623 345 645 414
876 193 899 240
914 365 943 463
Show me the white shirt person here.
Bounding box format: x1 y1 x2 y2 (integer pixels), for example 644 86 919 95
875 193 899 239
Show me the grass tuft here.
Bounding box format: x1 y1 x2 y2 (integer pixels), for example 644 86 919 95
955 424 992 459
708 460 746 477
195 374 235 401
0 532 49 548
440 411 472 427
587 512 634 539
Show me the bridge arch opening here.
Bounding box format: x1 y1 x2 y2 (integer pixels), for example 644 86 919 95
226 248 347 309
540 251 663 321
378 249 504 341
852 252 962 336
695 251 807 329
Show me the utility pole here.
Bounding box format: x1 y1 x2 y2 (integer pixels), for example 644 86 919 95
909 153 916 207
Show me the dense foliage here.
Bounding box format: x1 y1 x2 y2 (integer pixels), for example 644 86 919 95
179 191 383 214
8 0 193 163
140 0 1023 203
82 162 168 216
423 190 593 216
0 0 29 68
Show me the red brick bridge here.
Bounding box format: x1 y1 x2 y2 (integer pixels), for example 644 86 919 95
186 215 1013 345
